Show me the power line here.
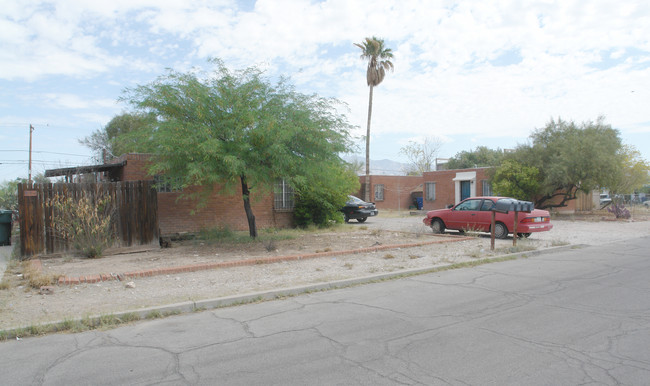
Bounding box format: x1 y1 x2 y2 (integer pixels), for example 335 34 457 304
0 150 89 157
0 160 85 166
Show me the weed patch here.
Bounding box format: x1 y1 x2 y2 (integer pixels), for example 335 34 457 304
47 188 117 258
21 261 59 288
0 312 143 341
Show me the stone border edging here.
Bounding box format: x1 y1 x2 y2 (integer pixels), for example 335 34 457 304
56 235 475 286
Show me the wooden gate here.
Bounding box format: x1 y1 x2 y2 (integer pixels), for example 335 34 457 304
18 181 158 258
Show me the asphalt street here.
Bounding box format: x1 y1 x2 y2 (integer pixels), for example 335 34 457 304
1 236 649 385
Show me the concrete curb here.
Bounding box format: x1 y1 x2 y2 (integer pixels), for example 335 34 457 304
3 243 584 337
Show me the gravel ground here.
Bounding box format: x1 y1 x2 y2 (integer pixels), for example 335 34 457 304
0 214 648 330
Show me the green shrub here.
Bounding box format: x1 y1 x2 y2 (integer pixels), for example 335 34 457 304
293 193 343 228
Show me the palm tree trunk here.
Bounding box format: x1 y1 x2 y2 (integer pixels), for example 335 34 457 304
364 85 374 202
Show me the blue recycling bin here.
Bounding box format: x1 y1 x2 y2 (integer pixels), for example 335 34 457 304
415 197 423 210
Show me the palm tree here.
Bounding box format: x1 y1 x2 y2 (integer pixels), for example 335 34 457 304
355 36 394 201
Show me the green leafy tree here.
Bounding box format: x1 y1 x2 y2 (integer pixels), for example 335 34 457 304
121 59 355 238
79 112 156 162
399 137 443 175
510 117 623 209
491 160 540 201
0 179 20 211
355 36 394 201
0 174 49 211
446 146 504 169
606 145 649 196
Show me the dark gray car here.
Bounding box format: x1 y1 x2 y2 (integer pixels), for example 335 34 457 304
341 195 378 223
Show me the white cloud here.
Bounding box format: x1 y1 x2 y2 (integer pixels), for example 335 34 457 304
1 0 649 183
29 93 117 110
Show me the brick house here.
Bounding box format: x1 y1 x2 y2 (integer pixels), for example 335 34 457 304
359 167 591 213
46 153 294 236
358 168 491 211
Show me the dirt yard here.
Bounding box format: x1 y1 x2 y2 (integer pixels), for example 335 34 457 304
1 214 649 331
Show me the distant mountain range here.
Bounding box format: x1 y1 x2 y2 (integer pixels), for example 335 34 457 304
343 155 409 176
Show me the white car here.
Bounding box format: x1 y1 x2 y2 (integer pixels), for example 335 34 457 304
599 194 612 207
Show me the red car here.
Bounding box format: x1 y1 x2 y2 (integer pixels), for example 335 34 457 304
422 196 553 239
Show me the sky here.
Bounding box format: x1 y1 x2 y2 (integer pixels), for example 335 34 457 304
1 0 649 182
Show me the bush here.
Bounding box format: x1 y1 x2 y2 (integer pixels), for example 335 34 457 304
293 193 343 228
607 203 631 219
47 190 116 258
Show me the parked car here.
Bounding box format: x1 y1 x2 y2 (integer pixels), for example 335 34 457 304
422 196 553 239
341 195 378 223
599 194 612 207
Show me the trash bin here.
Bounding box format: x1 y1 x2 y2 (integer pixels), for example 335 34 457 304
415 197 423 210
0 210 12 246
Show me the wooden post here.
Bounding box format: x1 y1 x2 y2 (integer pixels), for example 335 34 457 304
513 211 518 246
490 211 496 250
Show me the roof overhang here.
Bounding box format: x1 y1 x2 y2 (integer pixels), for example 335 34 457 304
45 161 126 177
452 171 477 181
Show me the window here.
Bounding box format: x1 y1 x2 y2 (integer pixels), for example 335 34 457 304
274 179 294 210
425 182 436 201
374 184 384 201
482 180 492 196
480 199 495 211
454 199 482 211
154 175 182 193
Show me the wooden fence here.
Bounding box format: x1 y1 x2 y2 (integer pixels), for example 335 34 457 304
18 181 158 258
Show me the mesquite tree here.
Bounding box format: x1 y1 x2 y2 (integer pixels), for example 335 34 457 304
121 59 356 237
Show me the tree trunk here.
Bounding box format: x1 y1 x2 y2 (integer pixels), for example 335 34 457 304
364 85 374 202
240 175 258 238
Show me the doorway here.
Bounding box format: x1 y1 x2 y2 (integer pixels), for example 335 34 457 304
460 181 471 201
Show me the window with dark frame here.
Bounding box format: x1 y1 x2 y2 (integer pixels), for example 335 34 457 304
274 179 294 211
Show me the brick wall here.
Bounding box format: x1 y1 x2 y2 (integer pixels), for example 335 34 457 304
116 154 293 235
355 175 423 210
156 186 293 235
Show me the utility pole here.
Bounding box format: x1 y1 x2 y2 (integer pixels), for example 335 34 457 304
28 124 34 186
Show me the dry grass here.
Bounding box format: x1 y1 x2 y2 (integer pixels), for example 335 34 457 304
21 261 59 288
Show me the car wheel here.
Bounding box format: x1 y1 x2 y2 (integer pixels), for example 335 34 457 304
517 233 531 238
430 218 445 234
357 217 367 223
494 222 508 239
344 214 349 223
